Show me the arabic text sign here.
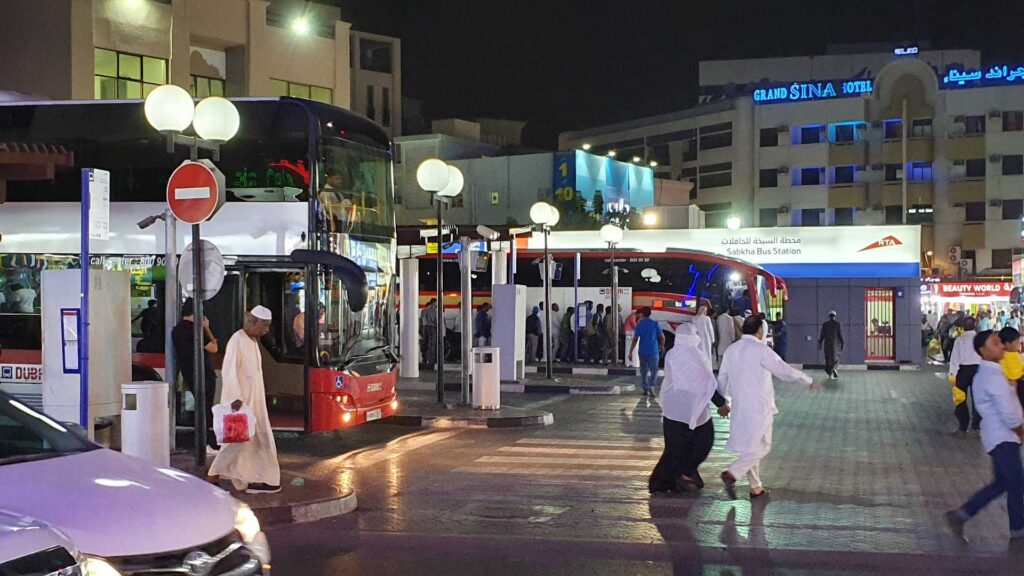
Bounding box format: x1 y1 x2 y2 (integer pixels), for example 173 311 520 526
933 282 1014 299
943 65 1024 88
753 79 873 104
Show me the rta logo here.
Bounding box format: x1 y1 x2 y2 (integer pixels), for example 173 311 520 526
858 235 904 252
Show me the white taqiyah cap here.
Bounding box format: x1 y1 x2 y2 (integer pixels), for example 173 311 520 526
250 305 272 321
829 310 838 316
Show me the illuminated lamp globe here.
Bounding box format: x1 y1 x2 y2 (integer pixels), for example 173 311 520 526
437 165 464 198
193 97 240 143
530 201 555 226
600 223 624 244
416 158 450 192
547 206 560 227
726 216 742 230
144 84 195 133
642 210 658 226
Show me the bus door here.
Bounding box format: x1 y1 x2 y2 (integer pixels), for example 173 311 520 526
240 266 308 431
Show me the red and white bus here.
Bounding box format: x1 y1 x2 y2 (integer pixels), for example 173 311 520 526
0 97 398 432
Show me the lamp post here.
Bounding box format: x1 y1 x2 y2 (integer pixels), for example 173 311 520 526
417 159 463 403
600 223 624 365
144 85 238 468
530 201 560 379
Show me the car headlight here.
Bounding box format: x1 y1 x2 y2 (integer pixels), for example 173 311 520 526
234 502 271 566
82 557 122 576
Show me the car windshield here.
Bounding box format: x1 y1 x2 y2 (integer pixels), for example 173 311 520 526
0 393 96 465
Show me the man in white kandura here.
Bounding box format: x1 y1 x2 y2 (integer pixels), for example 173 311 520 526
693 303 716 364
718 315 818 500
209 306 280 494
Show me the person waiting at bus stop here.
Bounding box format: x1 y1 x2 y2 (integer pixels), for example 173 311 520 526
209 306 280 494
525 307 542 364
420 298 438 368
172 298 219 451
629 307 664 397
474 302 491 346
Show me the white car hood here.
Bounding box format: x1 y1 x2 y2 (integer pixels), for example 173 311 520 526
0 449 237 557
0 509 77 563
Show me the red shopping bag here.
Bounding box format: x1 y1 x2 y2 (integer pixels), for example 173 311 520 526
221 412 251 443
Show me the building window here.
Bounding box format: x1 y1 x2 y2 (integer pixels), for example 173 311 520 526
704 211 729 229
796 125 822 145
359 38 393 73
698 122 732 151
760 128 778 147
270 79 332 104
799 208 823 226
992 249 1020 270
909 161 933 181
682 137 698 161
884 205 903 224
94 48 166 99
834 207 855 225
833 124 856 143
911 118 933 138
832 165 855 184
759 169 778 188
1004 111 1024 132
189 75 224 98
759 208 779 227
651 144 670 166
884 119 902 140
382 87 391 127
698 162 732 189
366 85 376 120
907 204 934 224
965 201 986 222
794 167 822 186
964 115 986 135
884 163 902 182
966 158 986 178
1003 199 1024 220
1003 154 1024 175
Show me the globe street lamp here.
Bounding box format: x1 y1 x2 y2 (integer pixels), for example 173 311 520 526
600 223 624 365
726 216 742 230
144 86 238 468
417 159 462 403
531 201 560 378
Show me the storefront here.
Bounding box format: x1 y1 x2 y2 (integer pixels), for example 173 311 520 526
927 282 1015 316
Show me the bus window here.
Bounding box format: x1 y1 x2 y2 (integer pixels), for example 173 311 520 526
318 139 394 240
318 267 394 371
244 270 304 363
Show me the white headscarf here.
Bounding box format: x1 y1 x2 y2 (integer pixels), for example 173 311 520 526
659 323 719 427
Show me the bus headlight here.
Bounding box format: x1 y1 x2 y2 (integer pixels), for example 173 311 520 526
234 503 271 564
342 412 353 423
391 399 399 411
82 557 122 576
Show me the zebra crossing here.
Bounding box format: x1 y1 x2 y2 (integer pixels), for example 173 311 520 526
453 399 735 485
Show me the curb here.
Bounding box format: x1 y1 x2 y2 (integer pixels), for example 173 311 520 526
249 485 358 527
389 411 554 429
793 363 921 371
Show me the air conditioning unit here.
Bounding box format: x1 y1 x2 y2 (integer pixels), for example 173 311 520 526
778 125 790 133
777 166 789 174
990 199 1003 207
777 206 790 214
989 154 1002 163
871 121 883 128
989 110 1002 119
953 202 965 208
954 115 965 123
870 163 882 171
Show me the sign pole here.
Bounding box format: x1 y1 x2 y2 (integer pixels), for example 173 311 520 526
79 170 91 429
192 227 207 469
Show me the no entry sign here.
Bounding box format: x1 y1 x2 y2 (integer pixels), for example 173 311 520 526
166 159 226 224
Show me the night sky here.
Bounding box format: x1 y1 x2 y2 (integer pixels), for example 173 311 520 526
330 0 1024 148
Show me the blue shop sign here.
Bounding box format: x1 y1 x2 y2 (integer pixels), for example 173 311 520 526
753 79 874 104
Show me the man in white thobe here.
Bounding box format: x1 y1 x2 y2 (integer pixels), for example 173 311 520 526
718 316 816 499
715 308 737 362
209 306 280 494
693 304 716 364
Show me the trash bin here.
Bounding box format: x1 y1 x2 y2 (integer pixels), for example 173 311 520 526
121 381 169 466
472 347 500 410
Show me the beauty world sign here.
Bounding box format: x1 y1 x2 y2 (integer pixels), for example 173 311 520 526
752 78 874 105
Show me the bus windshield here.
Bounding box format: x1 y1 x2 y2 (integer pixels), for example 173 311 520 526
317 139 395 240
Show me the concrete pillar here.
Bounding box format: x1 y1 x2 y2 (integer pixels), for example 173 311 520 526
492 248 508 285
399 258 420 378
69 0 95 100
335 20 353 110
734 97 756 225
169 0 190 91
246 0 270 97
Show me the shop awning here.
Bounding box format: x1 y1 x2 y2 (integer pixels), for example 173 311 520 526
0 142 75 202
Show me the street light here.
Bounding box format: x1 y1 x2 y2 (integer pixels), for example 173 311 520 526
417 159 462 403
607 150 617 158
649 160 658 168
581 143 592 151
726 216 742 230
291 17 310 34
530 201 560 379
642 210 658 227
144 86 238 468
600 223 624 365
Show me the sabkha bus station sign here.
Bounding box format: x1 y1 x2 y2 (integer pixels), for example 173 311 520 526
932 282 1014 299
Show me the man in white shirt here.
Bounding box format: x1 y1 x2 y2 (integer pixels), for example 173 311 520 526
9 284 37 313
718 316 817 499
715 307 737 362
949 317 982 434
946 330 1024 541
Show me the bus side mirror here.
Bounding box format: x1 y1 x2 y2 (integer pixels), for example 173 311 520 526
290 249 369 312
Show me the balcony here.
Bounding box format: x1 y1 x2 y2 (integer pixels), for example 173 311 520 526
949 179 987 204
827 183 867 209
963 222 986 250
881 181 933 205
882 139 933 163
945 134 985 159
828 142 867 166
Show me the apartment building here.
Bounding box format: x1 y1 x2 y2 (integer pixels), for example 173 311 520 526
560 45 1024 278
0 0 401 137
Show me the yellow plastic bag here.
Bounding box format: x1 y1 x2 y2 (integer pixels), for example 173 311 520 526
950 374 966 406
